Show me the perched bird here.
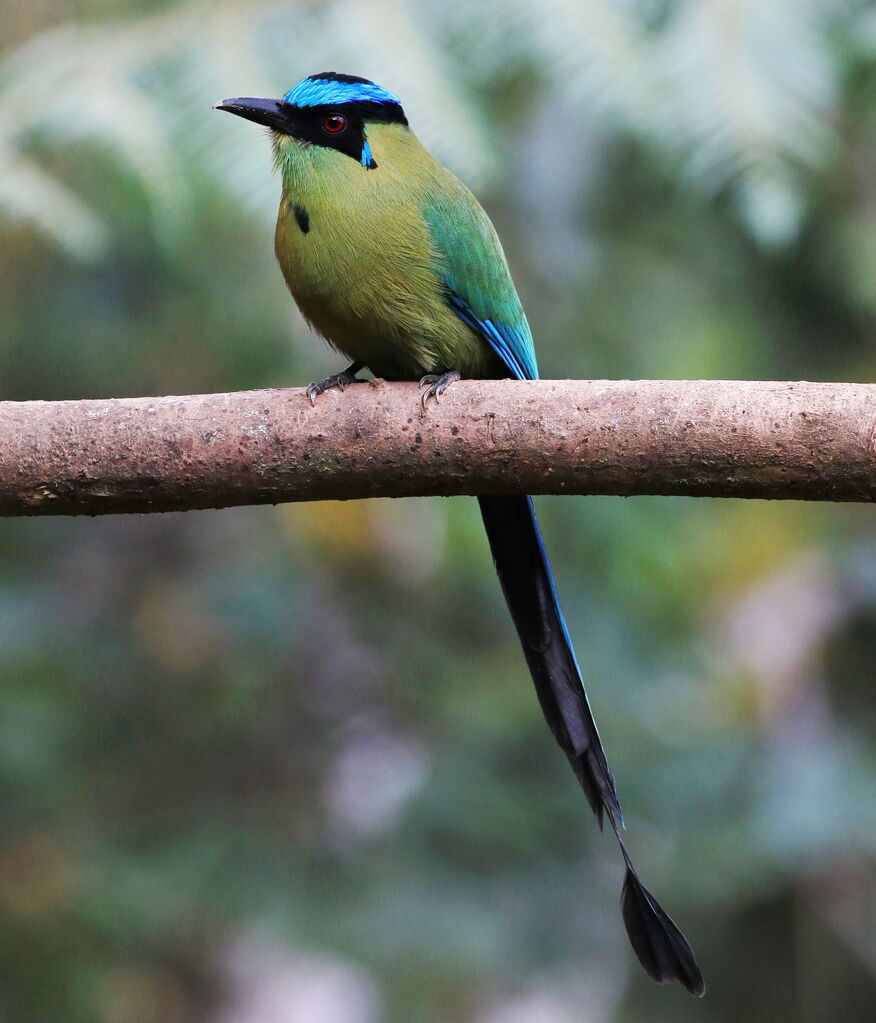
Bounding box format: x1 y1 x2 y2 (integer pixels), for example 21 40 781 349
216 72 704 995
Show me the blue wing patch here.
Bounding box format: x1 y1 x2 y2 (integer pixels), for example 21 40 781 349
445 291 538 382
422 192 538 383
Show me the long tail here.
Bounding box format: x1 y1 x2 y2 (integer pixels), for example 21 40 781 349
478 495 704 997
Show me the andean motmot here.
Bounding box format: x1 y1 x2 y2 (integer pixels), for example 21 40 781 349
216 72 704 996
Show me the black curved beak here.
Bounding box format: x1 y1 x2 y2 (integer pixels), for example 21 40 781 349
214 97 293 132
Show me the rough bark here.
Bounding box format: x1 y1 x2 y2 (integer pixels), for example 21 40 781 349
0 379 874 516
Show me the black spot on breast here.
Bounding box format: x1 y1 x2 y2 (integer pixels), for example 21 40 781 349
293 204 310 234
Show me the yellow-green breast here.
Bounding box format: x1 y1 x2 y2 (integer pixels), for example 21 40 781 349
273 122 498 380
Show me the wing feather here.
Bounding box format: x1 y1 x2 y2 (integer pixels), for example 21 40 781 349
423 192 538 381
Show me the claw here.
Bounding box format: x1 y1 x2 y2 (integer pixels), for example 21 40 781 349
419 369 461 408
306 363 364 405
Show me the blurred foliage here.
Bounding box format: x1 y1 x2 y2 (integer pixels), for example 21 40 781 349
2 1 876 1021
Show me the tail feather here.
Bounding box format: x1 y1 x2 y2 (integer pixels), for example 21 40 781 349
620 861 705 996
478 494 703 996
478 495 622 827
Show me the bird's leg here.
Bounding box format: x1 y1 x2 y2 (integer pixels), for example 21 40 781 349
419 369 461 408
306 362 364 406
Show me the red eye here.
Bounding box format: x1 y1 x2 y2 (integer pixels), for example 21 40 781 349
323 113 347 134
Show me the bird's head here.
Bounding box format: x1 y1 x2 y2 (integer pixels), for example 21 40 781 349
215 72 408 173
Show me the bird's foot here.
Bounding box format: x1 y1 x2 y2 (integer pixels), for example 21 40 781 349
306 363 364 406
419 369 461 408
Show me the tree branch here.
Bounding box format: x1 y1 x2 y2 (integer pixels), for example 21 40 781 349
1 379 874 516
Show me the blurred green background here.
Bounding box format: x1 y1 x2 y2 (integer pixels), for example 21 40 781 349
3 1 876 1021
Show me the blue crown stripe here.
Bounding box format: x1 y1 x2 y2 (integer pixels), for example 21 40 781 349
284 77 402 109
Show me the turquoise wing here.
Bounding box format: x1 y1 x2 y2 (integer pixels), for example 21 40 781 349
423 192 538 382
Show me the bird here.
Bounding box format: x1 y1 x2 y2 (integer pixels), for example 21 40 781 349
215 71 704 996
